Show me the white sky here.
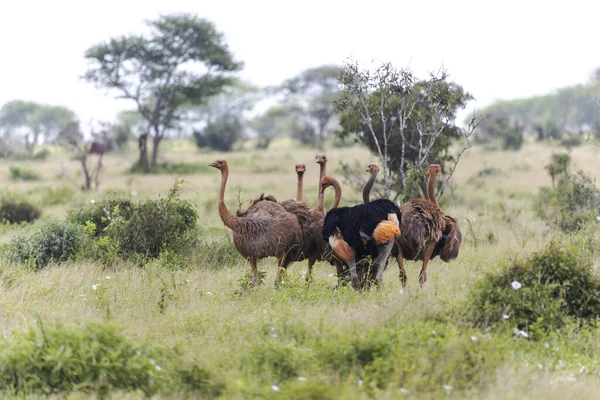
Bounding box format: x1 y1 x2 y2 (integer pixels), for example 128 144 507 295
0 0 598 125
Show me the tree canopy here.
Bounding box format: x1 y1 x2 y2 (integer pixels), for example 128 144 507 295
0 100 76 153
84 13 242 172
278 65 341 147
336 60 474 200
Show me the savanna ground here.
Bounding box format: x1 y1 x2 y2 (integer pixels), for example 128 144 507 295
0 139 599 399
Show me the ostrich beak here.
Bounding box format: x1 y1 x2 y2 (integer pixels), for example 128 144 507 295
208 162 218 168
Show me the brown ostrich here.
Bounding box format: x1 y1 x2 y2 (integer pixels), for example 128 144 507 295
427 165 462 263
363 164 446 288
303 175 344 281
209 159 304 288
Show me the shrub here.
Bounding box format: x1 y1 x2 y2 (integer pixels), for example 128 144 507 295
68 197 135 235
0 321 160 396
38 185 76 206
128 162 211 175
10 219 85 269
9 166 40 181
106 181 198 260
536 169 599 232
0 196 42 224
466 241 600 337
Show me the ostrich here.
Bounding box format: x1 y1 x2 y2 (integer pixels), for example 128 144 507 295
322 198 401 290
209 159 304 288
284 161 343 282
427 165 462 263
362 163 458 288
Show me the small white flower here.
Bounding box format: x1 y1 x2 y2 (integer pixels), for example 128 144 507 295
471 336 478 341
92 284 97 290
580 365 589 374
502 314 510 320
185 279 191 283
431 330 436 335
131 190 138 197
357 379 364 386
271 385 280 392
90 199 96 204
544 343 549 348
442 385 453 391
400 387 409 394
328 273 334 278
105 276 111 280
517 330 529 338
271 333 278 338
298 376 307 381
511 281 522 290
206 291 212 295
149 359 156 365
155 365 163 371
596 216 600 222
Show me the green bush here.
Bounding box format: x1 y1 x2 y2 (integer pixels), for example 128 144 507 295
0 321 160 396
68 197 135 236
38 185 76 206
466 241 600 337
106 181 198 260
9 166 40 181
536 169 599 232
10 220 85 269
0 197 42 224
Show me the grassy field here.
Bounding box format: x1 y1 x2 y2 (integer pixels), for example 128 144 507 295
0 139 599 399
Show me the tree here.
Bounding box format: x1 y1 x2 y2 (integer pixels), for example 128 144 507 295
0 100 76 153
279 65 341 147
189 81 259 151
336 59 479 201
249 106 296 149
84 13 242 173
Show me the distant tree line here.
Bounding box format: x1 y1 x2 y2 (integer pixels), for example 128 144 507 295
471 71 600 148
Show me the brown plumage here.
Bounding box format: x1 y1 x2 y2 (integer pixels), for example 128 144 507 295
209 159 304 288
295 164 305 202
427 165 462 263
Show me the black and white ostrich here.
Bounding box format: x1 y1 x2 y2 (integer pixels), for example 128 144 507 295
322 199 401 290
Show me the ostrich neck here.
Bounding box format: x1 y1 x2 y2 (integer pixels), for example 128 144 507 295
362 169 378 203
329 179 342 210
296 172 304 202
317 163 326 212
217 168 238 230
428 171 440 209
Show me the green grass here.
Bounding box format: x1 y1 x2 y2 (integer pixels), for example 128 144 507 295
0 140 597 398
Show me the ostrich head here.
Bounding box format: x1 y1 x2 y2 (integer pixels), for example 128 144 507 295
315 154 327 165
209 159 228 170
366 164 380 173
320 176 336 193
429 164 441 176
295 164 306 175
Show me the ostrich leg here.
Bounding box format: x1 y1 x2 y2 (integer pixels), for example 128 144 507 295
419 241 437 288
395 245 407 288
347 259 361 291
250 259 260 288
306 255 317 282
374 240 395 288
274 255 292 288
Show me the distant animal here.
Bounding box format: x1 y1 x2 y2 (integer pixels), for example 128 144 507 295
322 198 401 290
363 163 461 288
209 159 304 288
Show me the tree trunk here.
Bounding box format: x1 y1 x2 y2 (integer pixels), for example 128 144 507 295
150 134 162 173
80 154 92 191
138 134 150 173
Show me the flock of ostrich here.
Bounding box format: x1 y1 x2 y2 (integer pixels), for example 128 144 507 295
209 154 462 290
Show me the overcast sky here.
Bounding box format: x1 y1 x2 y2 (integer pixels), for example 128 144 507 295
0 0 598 125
